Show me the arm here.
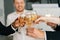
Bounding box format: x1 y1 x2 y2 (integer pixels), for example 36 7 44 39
0 22 15 36
34 16 60 29
27 27 60 40
54 25 60 31
46 31 60 40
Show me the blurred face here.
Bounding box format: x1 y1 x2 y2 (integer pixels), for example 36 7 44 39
14 0 25 12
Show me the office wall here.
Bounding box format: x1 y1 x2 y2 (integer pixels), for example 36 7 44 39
0 0 5 25
4 0 14 24
4 0 60 24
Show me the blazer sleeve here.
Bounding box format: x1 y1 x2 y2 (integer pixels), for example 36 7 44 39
54 25 60 31
46 25 60 40
46 31 60 40
0 22 15 36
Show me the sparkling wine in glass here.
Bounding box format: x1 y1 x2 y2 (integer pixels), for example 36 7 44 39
24 11 38 28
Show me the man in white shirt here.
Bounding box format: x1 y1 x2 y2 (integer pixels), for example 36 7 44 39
7 0 42 40
7 0 25 26
7 0 37 26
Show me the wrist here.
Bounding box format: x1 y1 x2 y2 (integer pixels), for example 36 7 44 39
38 30 45 39
11 25 18 31
11 24 18 29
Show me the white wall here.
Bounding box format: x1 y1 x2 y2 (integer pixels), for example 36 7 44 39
0 0 5 25
32 4 60 31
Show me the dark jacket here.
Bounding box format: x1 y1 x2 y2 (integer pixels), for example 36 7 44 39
46 25 60 40
0 22 15 36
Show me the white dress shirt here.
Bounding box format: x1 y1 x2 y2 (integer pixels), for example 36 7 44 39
7 10 54 40
13 26 44 40
6 10 35 26
7 10 42 40
44 32 47 40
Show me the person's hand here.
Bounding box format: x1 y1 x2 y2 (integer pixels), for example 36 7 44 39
34 16 46 24
47 22 57 29
26 28 45 39
18 17 25 27
12 19 20 29
12 17 25 28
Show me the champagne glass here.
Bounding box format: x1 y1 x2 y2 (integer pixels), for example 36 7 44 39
25 14 32 28
18 14 26 40
18 15 25 33
24 11 38 28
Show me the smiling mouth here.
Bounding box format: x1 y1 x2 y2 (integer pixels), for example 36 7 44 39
18 6 22 8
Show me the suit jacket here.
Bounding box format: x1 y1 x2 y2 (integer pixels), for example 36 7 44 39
0 22 15 36
46 25 60 40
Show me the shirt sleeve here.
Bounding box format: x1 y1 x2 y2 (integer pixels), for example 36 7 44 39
11 25 18 31
44 31 47 40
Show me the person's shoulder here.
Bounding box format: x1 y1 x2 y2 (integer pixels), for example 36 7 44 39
8 11 16 16
25 10 35 13
7 11 16 17
25 10 33 12
25 10 36 13
25 10 35 12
